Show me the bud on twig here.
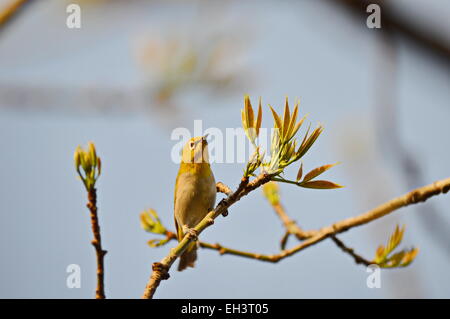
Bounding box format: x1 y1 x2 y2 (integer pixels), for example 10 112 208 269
74 142 101 191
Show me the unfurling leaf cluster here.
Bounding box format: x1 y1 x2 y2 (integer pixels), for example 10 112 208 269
140 209 172 247
296 162 342 189
262 182 280 206
373 225 419 268
240 96 341 189
74 142 102 191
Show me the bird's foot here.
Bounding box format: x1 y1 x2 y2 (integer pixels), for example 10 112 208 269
183 226 199 241
218 199 229 217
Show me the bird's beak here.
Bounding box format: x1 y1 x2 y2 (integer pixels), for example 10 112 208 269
193 135 208 148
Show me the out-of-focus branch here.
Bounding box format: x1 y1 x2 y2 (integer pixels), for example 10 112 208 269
328 0 450 64
0 0 32 32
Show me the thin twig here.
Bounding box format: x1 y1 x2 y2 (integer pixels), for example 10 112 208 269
87 188 107 299
330 235 372 266
280 230 290 250
271 202 315 240
216 182 233 196
156 233 279 262
199 242 278 262
267 192 370 264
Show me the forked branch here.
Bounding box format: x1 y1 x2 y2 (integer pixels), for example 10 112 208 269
142 174 271 299
141 95 450 298
143 177 450 298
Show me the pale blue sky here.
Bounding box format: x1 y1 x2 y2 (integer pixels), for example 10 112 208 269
0 0 449 298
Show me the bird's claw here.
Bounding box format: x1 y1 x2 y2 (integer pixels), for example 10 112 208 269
218 199 229 217
186 228 198 241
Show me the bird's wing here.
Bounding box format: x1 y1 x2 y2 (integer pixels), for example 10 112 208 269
174 216 184 242
174 171 184 242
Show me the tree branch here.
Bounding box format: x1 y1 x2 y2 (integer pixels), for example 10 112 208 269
87 188 107 299
144 177 450 297
200 236 373 265
270 201 316 241
199 242 280 262
200 177 449 264
268 177 450 261
266 188 371 264
157 231 282 263
216 182 232 196
0 0 32 32
142 173 272 299
329 235 372 266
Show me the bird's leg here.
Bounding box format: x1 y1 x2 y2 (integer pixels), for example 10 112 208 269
218 199 229 217
182 225 198 241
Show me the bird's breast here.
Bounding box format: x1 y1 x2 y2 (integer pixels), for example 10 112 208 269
174 170 216 228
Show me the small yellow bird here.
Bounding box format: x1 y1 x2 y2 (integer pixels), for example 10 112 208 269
174 135 216 271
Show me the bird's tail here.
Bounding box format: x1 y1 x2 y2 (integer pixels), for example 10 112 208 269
178 241 197 271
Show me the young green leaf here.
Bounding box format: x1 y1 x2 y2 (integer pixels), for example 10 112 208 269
372 225 419 268
303 162 340 182
147 238 171 248
287 102 298 140
244 95 254 131
269 105 283 132
297 125 323 159
299 180 343 189
262 181 280 205
296 162 303 181
400 248 419 267
282 97 291 139
256 97 262 136
385 225 405 257
140 209 167 235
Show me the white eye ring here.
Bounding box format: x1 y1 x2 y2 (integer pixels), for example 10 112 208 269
189 141 195 149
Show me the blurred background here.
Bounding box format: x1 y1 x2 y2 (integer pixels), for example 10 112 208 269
0 0 449 298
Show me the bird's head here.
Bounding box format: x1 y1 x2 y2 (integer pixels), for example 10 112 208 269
181 135 210 164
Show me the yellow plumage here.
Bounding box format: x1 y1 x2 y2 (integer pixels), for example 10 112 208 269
174 136 216 271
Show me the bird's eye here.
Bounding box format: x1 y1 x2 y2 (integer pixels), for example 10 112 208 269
189 141 195 149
